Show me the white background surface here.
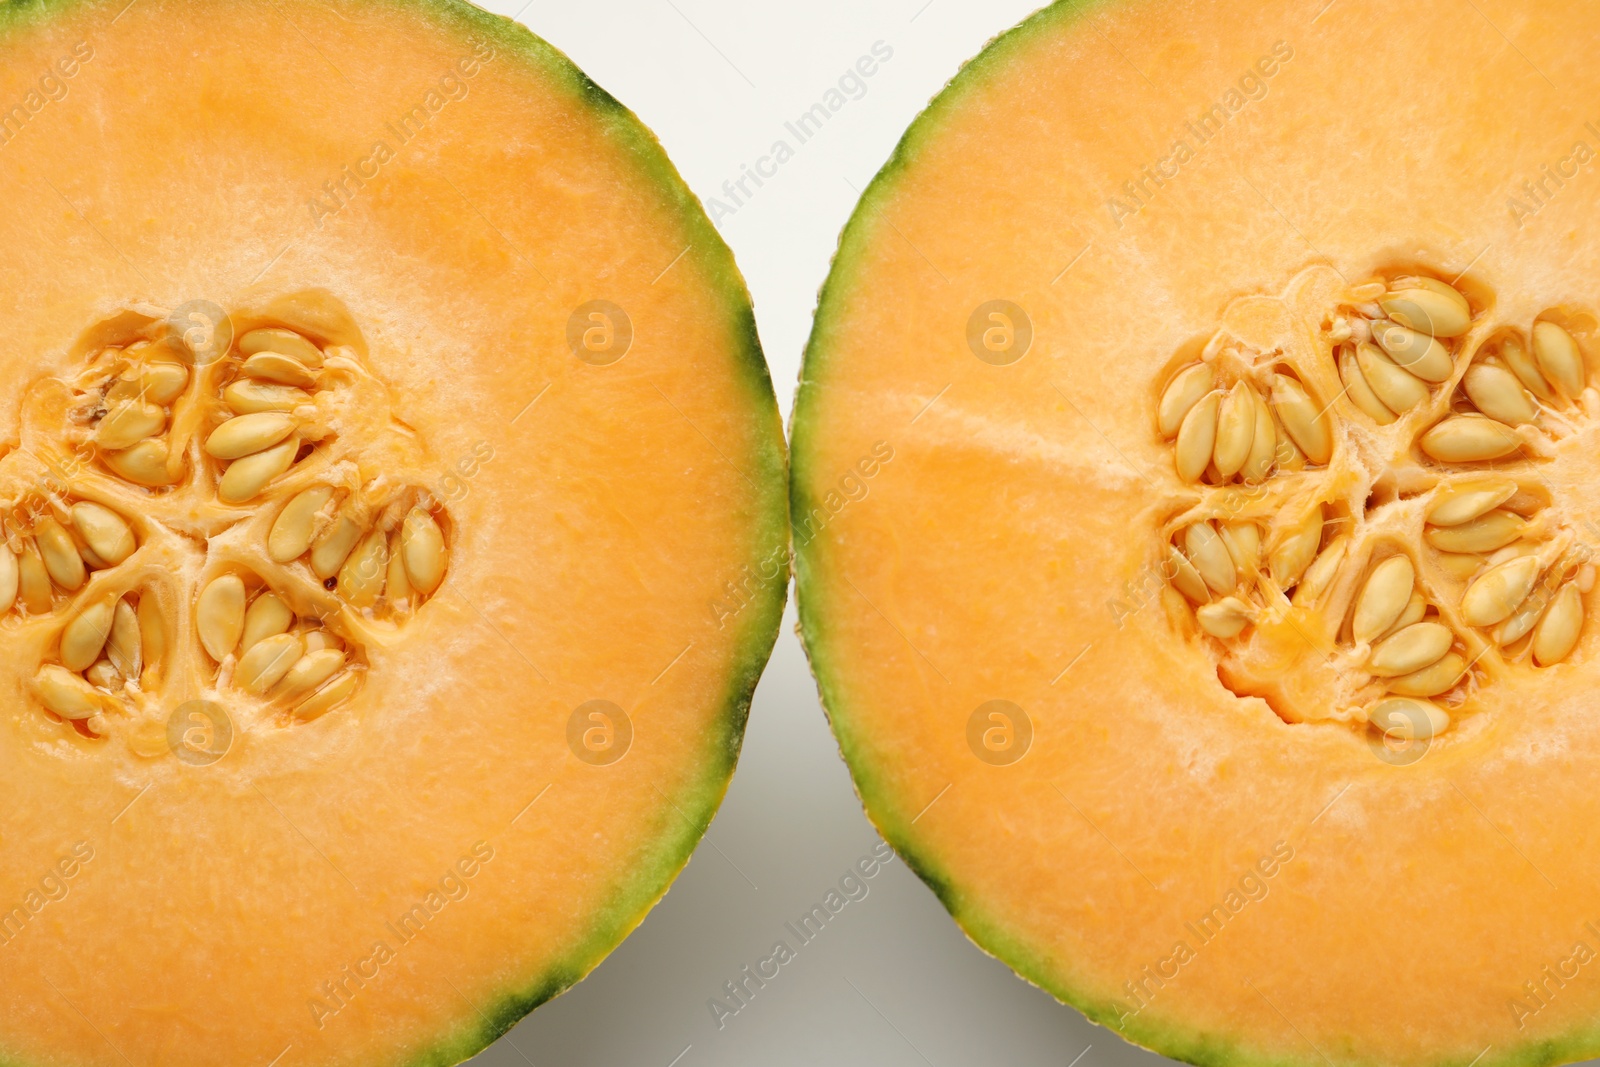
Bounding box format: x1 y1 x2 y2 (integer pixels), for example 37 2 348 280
441 6 1600 1066
460 1 1176 1065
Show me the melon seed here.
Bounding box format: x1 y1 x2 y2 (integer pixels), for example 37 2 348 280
295 670 360 721
106 599 141 680
1157 364 1215 438
1462 362 1536 426
1386 652 1467 697
104 438 178 487
70 502 136 565
1218 522 1261 578
1368 622 1453 677
138 360 190 404
85 661 121 691
73 535 110 572
311 512 365 579
224 380 313 415
1420 415 1521 463
1436 554 1484 580
1500 335 1556 401
35 665 103 720
197 575 247 662
239 328 325 368
1379 285 1471 338
275 648 346 700
1174 391 1220 483
0 544 16 615
1183 522 1235 595
1369 696 1450 740
17 541 51 614
137 592 165 679
236 632 305 695
218 436 299 504
1355 342 1428 414
1352 555 1414 643
1268 507 1323 589
1196 597 1252 639
1532 583 1583 666
301 630 344 653
269 486 335 562
205 413 297 460
95 399 166 451
385 531 412 607
241 593 294 652
60 597 116 672
241 352 317 388
1165 545 1210 604
1382 591 1428 640
339 528 389 608
1426 478 1517 527
1462 555 1542 627
1373 321 1453 383
1424 509 1525 554
1270 374 1332 465
401 508 448 595
1241 390 1277 483
35 517 86 591
1532 321 1585 398
1212 382 1255 479
1339 346 1396 424
1292 538 1348 606
1275 428 1306 470
1495 584 1553 647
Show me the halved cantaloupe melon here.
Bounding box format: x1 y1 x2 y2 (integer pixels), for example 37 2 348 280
0 1 786 1065
795 2 1600 1065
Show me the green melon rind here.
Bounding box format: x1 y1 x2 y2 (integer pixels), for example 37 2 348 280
792 3 1599 1067
0 1 789 1066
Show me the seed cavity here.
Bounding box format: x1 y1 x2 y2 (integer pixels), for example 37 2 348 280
1156 271 1590 737
17 303 452 742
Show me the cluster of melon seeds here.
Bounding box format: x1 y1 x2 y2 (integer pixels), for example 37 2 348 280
1154 269 1594 742
0 291 451 745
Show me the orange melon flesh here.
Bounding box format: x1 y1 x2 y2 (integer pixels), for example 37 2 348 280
0 2 786 1067
794 2 1600 1066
